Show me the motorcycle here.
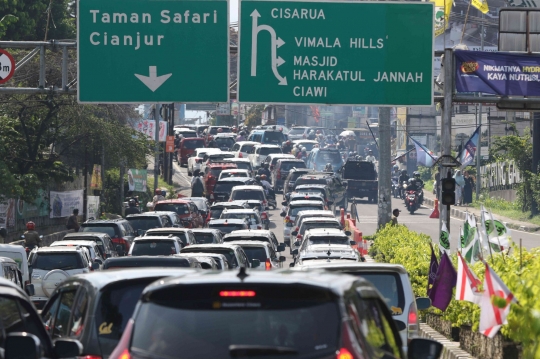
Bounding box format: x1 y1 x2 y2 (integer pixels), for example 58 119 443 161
391 177 399 198
404 189 420 214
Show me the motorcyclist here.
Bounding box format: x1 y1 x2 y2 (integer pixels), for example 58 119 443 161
282 140 293 154
392 165 400 178
152 189 165 205
337 138 347 150
125 199 140 215
23 222 41 250
297 147 308 160
365 150 376 163
236 131 246 142
398 170 409 199
257 163 271 178
413 171 425 204
207 135 217 148
307 130 316 140
260 174 276 203
126 191 140 207
324 163 333 172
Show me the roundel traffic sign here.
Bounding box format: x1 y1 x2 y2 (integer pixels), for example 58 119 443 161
0 49 15 84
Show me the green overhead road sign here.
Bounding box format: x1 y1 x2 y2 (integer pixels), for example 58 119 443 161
238 0 434 106
78 0 229 103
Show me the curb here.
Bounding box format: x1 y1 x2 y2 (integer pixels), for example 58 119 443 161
423 198 540 232
419 324 477 359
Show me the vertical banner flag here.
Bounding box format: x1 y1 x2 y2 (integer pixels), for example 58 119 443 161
439 222 451 254
409 136 438 167
481 206 511 252
461 213 483 264
90 164 102 190
128 169 148 192
432 0 453 37
479 264 517 338
471 0 489 14
455 252 482 304
428 251 457 311
427 243 439 296
50 190 84 218
87 196 100 220
459 125 481 169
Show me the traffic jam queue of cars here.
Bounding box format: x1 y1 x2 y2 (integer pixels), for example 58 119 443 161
0 125 441 359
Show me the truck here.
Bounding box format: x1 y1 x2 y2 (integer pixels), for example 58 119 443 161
339 159 378 203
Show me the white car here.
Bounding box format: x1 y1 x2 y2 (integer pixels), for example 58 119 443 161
230 185 268 209
50 240 105 267
247 144 282 169
227 240 285 270
292 139 319 153
128 236 183 256
30 246 94 308
222 229 285 254
290 216 343 246
292 228 359 264
187 148 221 176
221 158 255 176
281 202 328 247
218 169 250 180
219 208 265 230
200 152 236 175
0 244 32 286
230 141 259 159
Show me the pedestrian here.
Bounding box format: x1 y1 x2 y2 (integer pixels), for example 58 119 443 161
23 221 41 249
463 171 474 206
0 227 6 244
66 209 80 232
391 209 400 226
453 170 465 205
191 173 205 197
365 150 376 163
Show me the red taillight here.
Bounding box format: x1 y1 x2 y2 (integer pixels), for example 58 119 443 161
265 259 272 270
336 348 353 359
239 152 243 158
219 290 256 297
257 226 262 229
109 320 134 359
79 356 103 359
297 234 302 239
119 349 130 359
208 175 214 179
284 215 290 223
407 302 419 337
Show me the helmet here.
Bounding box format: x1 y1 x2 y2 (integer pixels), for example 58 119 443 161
349 151 354 156
286 140 291 145
369 150 373 154
316 130 321 134
401 170 407 175
301 147 307 152
161 190 167 196
261 174 267 180
26 221 35 230
408 178 415 184
255 175 261 181
155 189 162 195
128 199 136 206
393 165 399 170
217 128 223 133
414 171 420 178
208 135 214 140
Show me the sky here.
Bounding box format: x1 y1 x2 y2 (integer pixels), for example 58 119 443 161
230 0 239 23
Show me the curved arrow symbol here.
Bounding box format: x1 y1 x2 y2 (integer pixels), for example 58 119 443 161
250 10 287 85
135 66 172 92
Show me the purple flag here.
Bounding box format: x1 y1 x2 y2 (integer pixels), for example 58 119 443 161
428 251 457 311
427 244 439 296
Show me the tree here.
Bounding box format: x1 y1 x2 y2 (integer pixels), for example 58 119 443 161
244 105 264 128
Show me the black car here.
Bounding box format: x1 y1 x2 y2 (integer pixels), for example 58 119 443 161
294 173 348 212
39 268 197 359
126 213 174 236
109 269 442 359
211 177 256 203
80 218 136 256
283 168 314 195
102 256 201 269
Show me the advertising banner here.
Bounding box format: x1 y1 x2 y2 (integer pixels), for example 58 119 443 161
0 199 16 228
455 50 540 96
87 196 100 220
16 190 50 220
131 120 168 142
50 190 84 218
90 164 102 190
128 169 148 192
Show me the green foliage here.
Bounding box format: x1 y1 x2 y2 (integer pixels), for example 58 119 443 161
417 166 434 182
372 225 540 358
245 105 265 128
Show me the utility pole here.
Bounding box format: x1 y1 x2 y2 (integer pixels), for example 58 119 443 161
163 105 169 183
476 13 484 201
119 160 125 217
169 104 175 185
377 107 392 228
441 48 454 233
154 104 160 192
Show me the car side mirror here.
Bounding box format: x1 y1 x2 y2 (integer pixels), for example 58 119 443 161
292 249 298 255
24 283 35 297
280 212 286 217
281 201 287 206
345 231 352 236
279 256 286 262
291 231 298 236
416 297 432 310
407 338 443 359
251 259 260 268
349 240 357 246
54 339 83 358
394 319 406 331
5 333 42 359
91 262 100 270
277 244 286 252
293 241 301 247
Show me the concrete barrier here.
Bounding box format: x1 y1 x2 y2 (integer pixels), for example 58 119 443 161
346 218 368 256
11 229 75 248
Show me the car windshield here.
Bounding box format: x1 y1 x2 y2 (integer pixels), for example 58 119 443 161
129 285 339 359
145 232 188 245
182 140 205 149
127 218 162 232
231 190 264 201
214 182 246 193
220 172 247 179
0 252 23 270
302 222 341 234
262 132 285 144
289 128 307 135
210 208 224 219
182 248 238 267
290 206 322 216
316 151 342 164
193 233 216 244
81 225 116 237
132 240 178 256
208 224 246 234
241 246 268 262
308 236 349 245
186 198 207 211
154 203 190 215
239 144 255 153
231 162 251 171
33 253 82 270
215 137 235 147
345 273 404 310
95 279 159 356
220 213 259 223
259 147 282 156
281 162 306 171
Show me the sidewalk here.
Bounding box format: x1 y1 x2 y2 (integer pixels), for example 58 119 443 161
423 191 540 233
146 157 192 196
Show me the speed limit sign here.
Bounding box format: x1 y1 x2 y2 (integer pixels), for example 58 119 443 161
0 49 15 84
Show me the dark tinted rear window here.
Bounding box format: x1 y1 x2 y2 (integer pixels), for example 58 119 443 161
240 144 255 153
154 203 190 215
132 240 178 256
181 248 238 267
231 162 251 171
182 140 205 149
302 222 341 233
33 253 83 270
208 224 246 234
210 208 224 219
193 233 216 244
127 218 162 231
289 128 307 135
262 132 285 144
295 177 327 187
280 161 306 171
343 161 377 179
242 246 268 262
81 225 117 237
260 147 282 156
214 182 246 193
223 236 269 243
102 258 190 269
95 279 159 356
130 284 339 359
289 206 323 216
230 190 264 201
215 137 235 147
316 151 342 164
346 272 405 310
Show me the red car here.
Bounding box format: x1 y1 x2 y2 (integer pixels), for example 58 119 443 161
203 163 238 201
153 199 204 228
178 137 206 166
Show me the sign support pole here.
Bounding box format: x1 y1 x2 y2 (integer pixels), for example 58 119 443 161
154 104 161 192
441 48 454 235
377 107 392 228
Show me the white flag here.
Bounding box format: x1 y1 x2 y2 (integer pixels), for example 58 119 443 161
479 264 517 338
439 222 451 254
482 207 511 252
461 213 482 264
455 252 482 304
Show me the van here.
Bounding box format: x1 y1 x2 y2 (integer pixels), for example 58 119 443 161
248 129 286 145
178 137 206 166
0 244 30 286
0 257 25 290
306 147 344 172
